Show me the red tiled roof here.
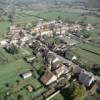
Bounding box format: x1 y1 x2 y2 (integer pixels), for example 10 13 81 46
41 71 54 84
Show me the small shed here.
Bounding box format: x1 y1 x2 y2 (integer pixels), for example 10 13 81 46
21 71 32 79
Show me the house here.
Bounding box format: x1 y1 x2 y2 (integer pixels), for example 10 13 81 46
72 64 82 75
86 24 94 31
26 56 36 63
40 30 53 37
52 61 61 70
10 39 19 46
40 71 57 85
10 30 25 40
46 52 56 64
54 64 70 78
79 71 95 87
72 56 77 60
52 57 60 64
0 39 9 47
21 71 32 79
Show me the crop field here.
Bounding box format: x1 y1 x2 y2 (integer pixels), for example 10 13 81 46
84 15 100 24
13 7 100 25
14 9 82 23
71 43 100 65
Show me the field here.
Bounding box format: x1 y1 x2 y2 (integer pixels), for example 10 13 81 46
13 7 100 25
0 47 41 93
0 59 31 93
71 43 100 65
0 21 9 37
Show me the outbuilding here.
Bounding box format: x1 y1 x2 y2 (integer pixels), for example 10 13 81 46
21 71 32 79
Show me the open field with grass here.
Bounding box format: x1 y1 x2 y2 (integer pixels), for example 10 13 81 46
0 46 44 99
0 47 34 92
0 59 32 93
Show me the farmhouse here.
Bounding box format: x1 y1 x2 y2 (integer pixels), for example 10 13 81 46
40 71 57 85
54 64 70 78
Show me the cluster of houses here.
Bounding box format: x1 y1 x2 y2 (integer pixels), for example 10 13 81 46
0 25 33 48
0 20 95 48
31 20 95 37
36 46 100 94
0 20 99 95
40 50 72 85
38 47 95 88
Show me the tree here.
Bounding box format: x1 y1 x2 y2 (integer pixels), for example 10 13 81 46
16 80 20 85
85 92 100 100
80 29 90 38
34 55 45 77
72 82 86 100
5 45 18 54
61 82 86 100
57 16 62 21
17 94 25 100
8 15 13 24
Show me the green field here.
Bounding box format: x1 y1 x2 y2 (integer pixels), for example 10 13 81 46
0 59 32 93
13 8 100 25
77 43 100 55
0 47 34 93
0 21 9 37
0 46 44 100
71 43 100 65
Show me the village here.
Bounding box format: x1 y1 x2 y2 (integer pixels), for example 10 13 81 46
0 19 100 100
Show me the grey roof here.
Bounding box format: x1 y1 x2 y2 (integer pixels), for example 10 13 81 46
79 71 94 87
72 65 82 74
